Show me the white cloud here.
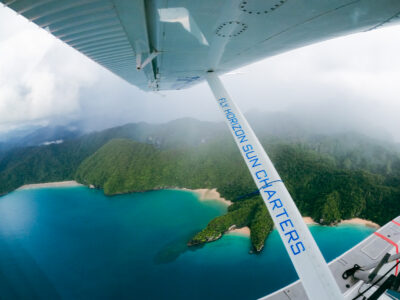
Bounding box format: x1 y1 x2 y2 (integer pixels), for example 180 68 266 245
221 25 400 140
0 7 98 131
0 5 400 142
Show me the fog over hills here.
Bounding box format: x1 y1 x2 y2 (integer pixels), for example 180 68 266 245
0 125 82 153
1 6 400 144
0 112 398 195
1 110 397 152
0 114 399 251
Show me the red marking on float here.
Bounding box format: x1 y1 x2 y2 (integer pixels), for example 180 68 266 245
374 232 399 276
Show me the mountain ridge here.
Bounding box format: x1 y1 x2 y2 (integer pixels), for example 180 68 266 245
0 116 399 252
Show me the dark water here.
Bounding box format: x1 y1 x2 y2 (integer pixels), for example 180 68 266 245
0 187 375 299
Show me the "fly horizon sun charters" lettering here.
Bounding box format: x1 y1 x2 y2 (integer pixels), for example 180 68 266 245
218 97 305 256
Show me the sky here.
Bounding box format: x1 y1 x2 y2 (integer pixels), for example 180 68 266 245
1 5 400 141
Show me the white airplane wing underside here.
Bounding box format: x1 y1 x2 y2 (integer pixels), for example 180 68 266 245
2 0 400 91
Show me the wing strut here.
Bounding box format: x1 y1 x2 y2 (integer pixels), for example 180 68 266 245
206 72 343 300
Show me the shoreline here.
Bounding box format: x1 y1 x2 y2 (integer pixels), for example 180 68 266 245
228 226 251 236
181 188 232 206
17 181 83 190
226 217 316 238
339 218 380 229
14 183 381 230
222 216 379 242
302 217 317 225
302 216 380 228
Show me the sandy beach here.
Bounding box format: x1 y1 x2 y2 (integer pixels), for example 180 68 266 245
302 216 380 228
228 226 251 236
227 218 315 237
189 188 232 206
18 181 83 190
302 217 317 224
339 218 380 229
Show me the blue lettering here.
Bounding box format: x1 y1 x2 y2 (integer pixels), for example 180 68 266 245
276 208 289 218
279 219 294 232
269 198 283 210
224 108 233 115
235 129 245 137
251 157 261 168
285 230 299 243
242 144 253 152
256 170 267 179
264 190 276 200
245 150 256 160
232 124 241 130
238 135 248 143
291 242 305 255
226 112 235 119
259 178 271 189
230 117 238 124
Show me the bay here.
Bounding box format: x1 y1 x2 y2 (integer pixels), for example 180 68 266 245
0 187 375 299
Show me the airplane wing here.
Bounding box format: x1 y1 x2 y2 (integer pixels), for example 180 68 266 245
2 0 400 91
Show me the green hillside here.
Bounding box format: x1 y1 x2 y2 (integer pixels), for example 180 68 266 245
75 137 400 252
0 117 399 252
0 119 224 195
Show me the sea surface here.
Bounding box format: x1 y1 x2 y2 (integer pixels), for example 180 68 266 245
0 187 375 299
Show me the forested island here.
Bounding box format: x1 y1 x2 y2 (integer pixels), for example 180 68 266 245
0 115 399 252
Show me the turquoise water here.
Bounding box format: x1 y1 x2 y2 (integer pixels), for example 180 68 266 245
0 187 375 299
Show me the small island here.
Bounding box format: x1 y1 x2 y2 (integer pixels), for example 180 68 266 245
187 196 274 252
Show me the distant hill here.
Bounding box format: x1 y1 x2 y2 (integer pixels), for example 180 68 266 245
0 119 226 195
0 115 399 252
0 125 82 153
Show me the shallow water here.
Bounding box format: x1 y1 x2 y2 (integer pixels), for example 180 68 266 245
0 187 375 299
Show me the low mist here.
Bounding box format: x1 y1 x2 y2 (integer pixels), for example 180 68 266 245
1 6 400 143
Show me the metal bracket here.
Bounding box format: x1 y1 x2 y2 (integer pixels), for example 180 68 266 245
369 253 390 282
342 264 361 279
136 51 159 70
